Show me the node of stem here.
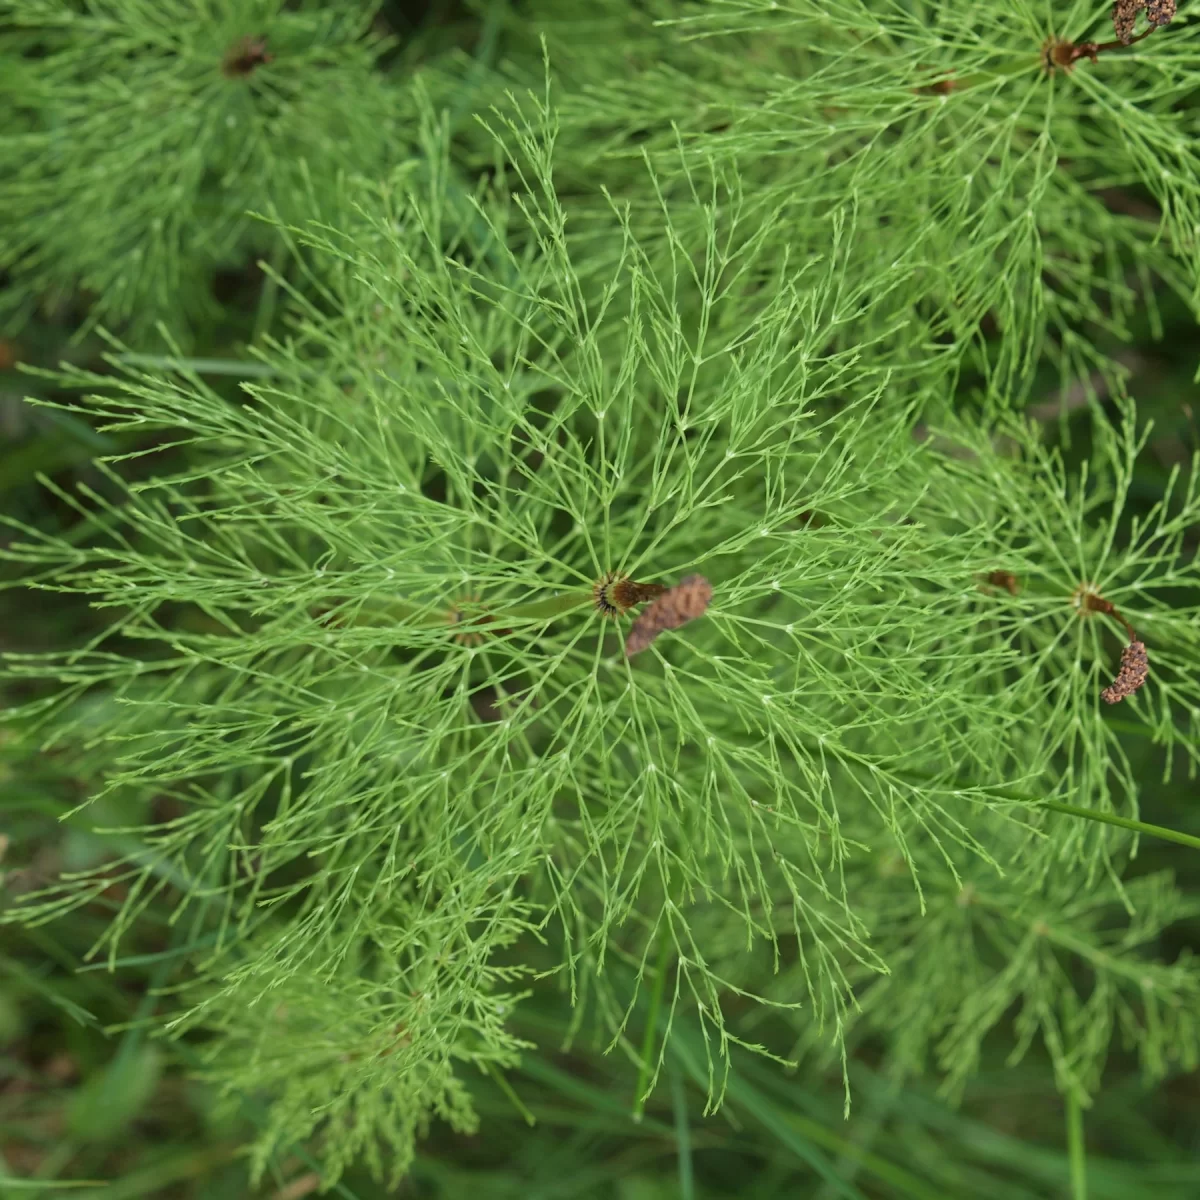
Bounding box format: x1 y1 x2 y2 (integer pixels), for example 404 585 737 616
223 35 273 79
1041 25 1154 74
593 572 667 618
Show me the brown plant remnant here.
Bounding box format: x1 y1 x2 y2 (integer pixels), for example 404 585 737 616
624 574 713 658
447 594 485 645
915 70 957 96
1114 0 1177 43
1043 35 1097 70
1078 589 1116 617
270 1172 322 1200
1044 9 1163 73
593 572 666 617
1073 584 1148 702
984 570 1020 595
447 594 511 645
1113 0 1143 41
1102 639 1149 703
1147 0 1179 26
223 35 273 78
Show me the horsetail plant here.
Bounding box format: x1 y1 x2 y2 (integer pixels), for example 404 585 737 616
2 9 1200 1191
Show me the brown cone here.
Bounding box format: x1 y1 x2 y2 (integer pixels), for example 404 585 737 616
1101 640 1149 704
625 575 713 658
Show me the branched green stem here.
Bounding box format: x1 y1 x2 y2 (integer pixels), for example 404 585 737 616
321 588 594 631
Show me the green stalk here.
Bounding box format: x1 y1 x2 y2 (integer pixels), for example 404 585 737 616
1039 800 1200 853
112 354 286 378
671 1071 695 1200
334 588 594 630
483 1062 537 1128
632 927 672 1123
1066 1090 1088 1200
892 768 1200 854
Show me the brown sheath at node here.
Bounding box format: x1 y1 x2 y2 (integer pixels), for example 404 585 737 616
223 35 273 78
594 572 666 617
984 570 1020 595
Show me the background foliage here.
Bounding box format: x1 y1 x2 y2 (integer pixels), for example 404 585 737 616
2 1 1200 1196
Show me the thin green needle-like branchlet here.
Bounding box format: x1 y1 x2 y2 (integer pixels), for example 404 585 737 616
3 12 1200 1189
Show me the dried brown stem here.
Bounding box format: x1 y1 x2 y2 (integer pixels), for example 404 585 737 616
1043 29 1146 71
1078 588 1136 641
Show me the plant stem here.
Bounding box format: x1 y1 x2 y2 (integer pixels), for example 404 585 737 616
632 926 672 1123
483 1061 537 1127
891 768 1200 854
112 354 286 378
672 1032 942 1200
1066 1090 1088 1200
1039 799 1200 853
329 588 594 631
509 591 595 622
671 1070 695 1200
